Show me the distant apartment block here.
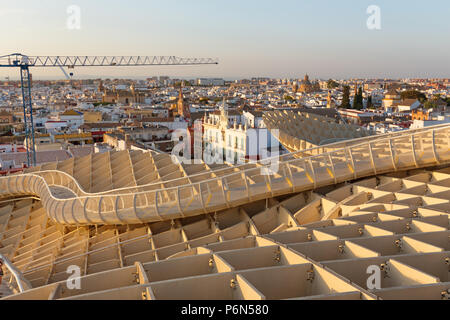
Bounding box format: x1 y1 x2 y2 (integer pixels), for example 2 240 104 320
196 78 225 86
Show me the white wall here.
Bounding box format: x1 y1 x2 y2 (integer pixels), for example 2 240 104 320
59 115 84 130
45 121 68 132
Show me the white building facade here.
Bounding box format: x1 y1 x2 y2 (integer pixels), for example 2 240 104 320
58 110 84 131
202 100 277 164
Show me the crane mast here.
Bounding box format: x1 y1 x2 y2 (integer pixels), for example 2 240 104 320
0 54 218 167
19 66 36 167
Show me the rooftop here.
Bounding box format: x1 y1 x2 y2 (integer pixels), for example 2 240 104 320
0 124 449 300
60 109 83 116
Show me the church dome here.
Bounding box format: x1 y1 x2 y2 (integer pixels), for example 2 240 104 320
298 74 314 93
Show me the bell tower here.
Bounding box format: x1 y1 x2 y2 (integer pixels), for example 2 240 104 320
177 83 190 119
327 91 335 109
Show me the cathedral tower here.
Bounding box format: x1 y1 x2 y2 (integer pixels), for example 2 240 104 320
177 83 191 120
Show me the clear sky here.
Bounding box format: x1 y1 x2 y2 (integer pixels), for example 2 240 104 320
1 0 449 80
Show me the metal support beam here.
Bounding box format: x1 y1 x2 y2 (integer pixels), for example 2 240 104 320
19 65 36 167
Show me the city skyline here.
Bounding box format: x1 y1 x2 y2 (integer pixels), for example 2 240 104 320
1 0 450 303
1 0 450 80
3 75 450 82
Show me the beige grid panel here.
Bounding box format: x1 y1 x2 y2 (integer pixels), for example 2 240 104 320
2 169 450 300
263 110 372 152
0 194 293 290
0 194 296 293
4 237 376 300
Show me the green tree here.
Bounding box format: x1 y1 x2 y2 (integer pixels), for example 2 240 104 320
400 90 426 102
424 100 438 109
360 88 365 105
352 92 357 109
327 79 339 89
358 87 364 109
341 86 351 108
352 87 363 110
446 98 450 107
366 95 373 109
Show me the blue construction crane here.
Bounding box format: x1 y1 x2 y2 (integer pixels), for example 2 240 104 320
0 53 218 167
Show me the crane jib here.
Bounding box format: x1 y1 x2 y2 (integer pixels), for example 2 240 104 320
0 53 218 167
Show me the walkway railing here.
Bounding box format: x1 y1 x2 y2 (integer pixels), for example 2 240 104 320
0 125 449 226
0 254 32 294
20 123 450 198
